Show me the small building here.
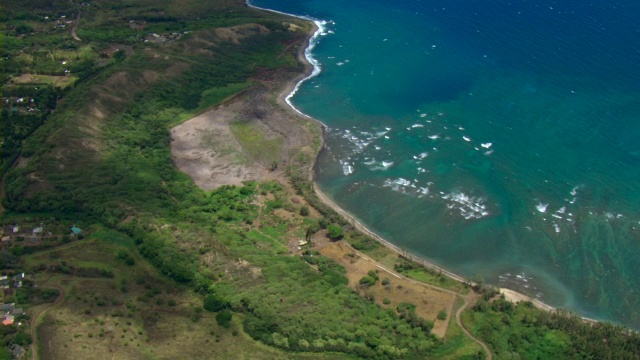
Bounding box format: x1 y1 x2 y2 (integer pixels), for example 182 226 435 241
1 236 10 242
13 273 25 281
2 316 14 326
12 225 20 233
0 303 14 313
11 344 24 359
11 308 23 316
32 226 44 235
70 226 83 236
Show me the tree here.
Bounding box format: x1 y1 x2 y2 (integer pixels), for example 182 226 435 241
359 276 376 288
14 331 32 345
216 310 232 328
327 224 344 240
203 294 227 312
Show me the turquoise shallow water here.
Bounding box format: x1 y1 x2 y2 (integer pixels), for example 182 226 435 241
250 0 640 328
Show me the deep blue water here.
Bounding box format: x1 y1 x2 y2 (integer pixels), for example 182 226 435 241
250 0 640 328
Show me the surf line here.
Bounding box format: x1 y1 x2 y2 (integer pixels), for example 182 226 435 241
244 0 605 326
246 1 328 118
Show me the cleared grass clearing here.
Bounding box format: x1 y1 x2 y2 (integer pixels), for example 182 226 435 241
199 82 253 110
11 74 78 88
231 120 284 166
403 268 470 295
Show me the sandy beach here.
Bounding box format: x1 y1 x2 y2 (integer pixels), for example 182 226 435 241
170 1 583 321
257 4 578 317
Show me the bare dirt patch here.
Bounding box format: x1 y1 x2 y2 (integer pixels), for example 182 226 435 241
171 21 320 191
171 101 273 190
170 88 317 190
214 24 270 44
316 241 456 338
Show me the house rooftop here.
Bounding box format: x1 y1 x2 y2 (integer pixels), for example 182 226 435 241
11 308 23 316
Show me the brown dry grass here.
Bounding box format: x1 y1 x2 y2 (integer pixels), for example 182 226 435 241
11 74 77 88
317 241 456 338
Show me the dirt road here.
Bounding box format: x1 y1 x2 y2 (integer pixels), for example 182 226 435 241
323 241 493 359
30 279 66 360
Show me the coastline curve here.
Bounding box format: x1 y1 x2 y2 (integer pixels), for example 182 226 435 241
245 0 599 327
246 1 328 118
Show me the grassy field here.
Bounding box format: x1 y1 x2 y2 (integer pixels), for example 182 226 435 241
430 296 484 360
10 74 78 88
231 120 284 167
24 231 351 360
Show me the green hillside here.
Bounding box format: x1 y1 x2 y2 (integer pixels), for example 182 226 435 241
1 0 639 359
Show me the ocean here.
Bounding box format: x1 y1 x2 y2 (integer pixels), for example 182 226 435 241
249 0 640 328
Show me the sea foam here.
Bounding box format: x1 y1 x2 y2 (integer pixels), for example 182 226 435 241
247 1 328 119
442 191 490 220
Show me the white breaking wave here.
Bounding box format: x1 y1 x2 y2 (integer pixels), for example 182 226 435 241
536 202 548 213
383 177 431 198
247 1 328 119
412 152 428 160
570 184 584 196
442 191 490 220
341 160 354 176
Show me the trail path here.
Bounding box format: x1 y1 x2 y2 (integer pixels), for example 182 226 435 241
71 11 82 41
30 278 66 360
335 243 493 359
455 294 493 360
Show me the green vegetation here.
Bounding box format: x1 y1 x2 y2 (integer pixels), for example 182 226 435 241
216 310 233 328
327 224 344 240
1 0 444 358
203 294 229 313
394 258 468 293
199 82 252 111
465 296 640 359
231 121 283 166
2 0 639 359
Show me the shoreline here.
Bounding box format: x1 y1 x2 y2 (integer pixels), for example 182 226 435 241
247 1 597 323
